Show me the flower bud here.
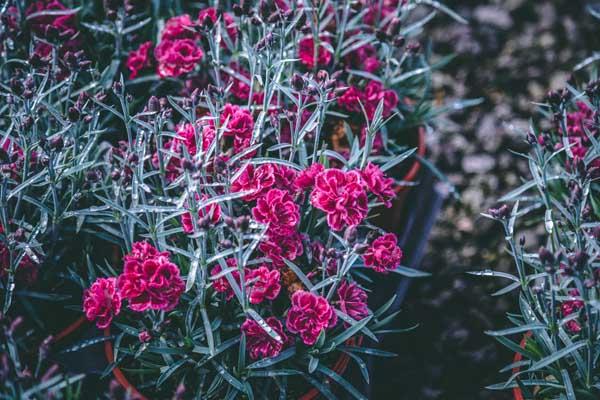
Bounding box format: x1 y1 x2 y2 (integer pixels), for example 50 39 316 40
147 96 160 113
242 0 252 15
21 116 34 130
387 17 402 37
296 12 307 28
224 216 235 228
49 135 64 151
569 251 588 270
111 169 121 180
488 204 510 219
201 15 214 30
198 215 212 230
220 239 233 249
182 159 195 172
251 15 262 25
538 246 554 265
127 153 139 164
316 70 328 82
406 42 421 53
584 279 596 289
67 106 80 122
235 215 250 231
233 4 243 16
291 73 305 91
375 29 388 42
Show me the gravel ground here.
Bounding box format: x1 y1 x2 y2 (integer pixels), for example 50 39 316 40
393 1 600 399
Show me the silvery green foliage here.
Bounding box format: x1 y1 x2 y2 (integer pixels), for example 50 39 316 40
479 84 600 399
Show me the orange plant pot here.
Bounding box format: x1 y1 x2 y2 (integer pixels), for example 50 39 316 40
104 327 362 400
373 126 426 232
512 331 533 400
104 328 149 400
51 316 87 344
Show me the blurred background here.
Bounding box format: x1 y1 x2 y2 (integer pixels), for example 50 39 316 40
390 1 600 399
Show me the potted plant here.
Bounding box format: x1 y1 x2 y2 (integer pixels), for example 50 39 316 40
479 81 600 399
0 0 460 398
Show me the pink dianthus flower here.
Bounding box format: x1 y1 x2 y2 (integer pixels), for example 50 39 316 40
361 162 395 207
83 277 121 329
241 317 287 359
246 266 281 304
252 189 299 235
362 233 403 273
286 290 337 346
310 169 368 231
117 242 184 312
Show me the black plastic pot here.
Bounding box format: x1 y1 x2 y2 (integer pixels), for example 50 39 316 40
342 167 449 399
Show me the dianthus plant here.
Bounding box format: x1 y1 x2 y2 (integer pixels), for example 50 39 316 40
481 82 600 399
0 0 461 398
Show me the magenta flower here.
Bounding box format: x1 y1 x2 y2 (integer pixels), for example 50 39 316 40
247 266 281 304
152 138 183 182
117 242 184 312
83 277 121 329
198 7 238 44
224 63 251 101
337 86 364 114
566 102 595 137
561 290 584 333
220 104 254 152
232 164 277 200
337 81 399 120
241 317 287 359
210 258 243 300
286 290 337 346
298 36 333 69
363 233 403 273
362 0 400 26
176 122 216 156
346 44 380 73
252 189 299 235
153 122 217 182
127 41 153 79
138 331 151 343
310 169 368 231
181 193 222 233
361 162 396 207
294 163 325 191
125 241 168 262
337 281 369 321
161 14 198 41
363 81 399 119
154 39 203 78
232 163 297 200
259 232 304 267
0 226 38 287
26 0 77 38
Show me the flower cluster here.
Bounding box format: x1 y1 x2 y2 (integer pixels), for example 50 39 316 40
84 242 184 328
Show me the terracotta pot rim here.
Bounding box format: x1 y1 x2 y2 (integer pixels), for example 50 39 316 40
52 316 87 344
394 126 426 194
512 331 533 400
104 328 363 400
104 327 149 400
